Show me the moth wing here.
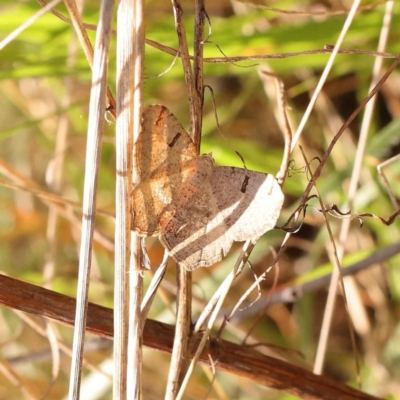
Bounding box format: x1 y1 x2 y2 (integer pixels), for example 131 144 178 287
160 161 231 270
161 165 284 270
132 105 199 235
211 167 284 242
135 105 197 180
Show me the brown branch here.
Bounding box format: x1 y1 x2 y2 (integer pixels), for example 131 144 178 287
0 274 381 400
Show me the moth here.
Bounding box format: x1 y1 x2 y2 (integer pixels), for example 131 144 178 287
131 105 284 270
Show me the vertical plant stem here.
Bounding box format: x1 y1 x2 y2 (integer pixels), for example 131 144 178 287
166 3 192 397
127 0 146 398
115 0 145 398
170 0 198 133
166 1 206 398
314 0 395 375
192 0 205 151
68 1 114 398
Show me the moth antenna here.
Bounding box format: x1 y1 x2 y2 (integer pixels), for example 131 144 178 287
205 85 248 169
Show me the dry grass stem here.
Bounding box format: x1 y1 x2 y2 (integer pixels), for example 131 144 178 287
291 0 361 151
0 0 62 51
314 0 395 375
114 0 143 397
124 0 146 398
67 1 114 397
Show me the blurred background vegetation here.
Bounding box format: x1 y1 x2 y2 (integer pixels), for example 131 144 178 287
1 0 400 399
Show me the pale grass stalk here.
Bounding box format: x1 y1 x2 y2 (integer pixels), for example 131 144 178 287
141 252 169 323
291 0 362 151
314 0 395 375
127 1 145 397
327 248 370 338
68 1 114 398
0 0 62 50
115 0 145 398
114 0 132 397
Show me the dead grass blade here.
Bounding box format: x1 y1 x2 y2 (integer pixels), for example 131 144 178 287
68 1 114 398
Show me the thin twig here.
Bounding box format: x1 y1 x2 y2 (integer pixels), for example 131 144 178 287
114 0 146 398
165 1 198 398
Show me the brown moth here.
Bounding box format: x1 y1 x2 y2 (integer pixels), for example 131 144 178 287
132 105 284 270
